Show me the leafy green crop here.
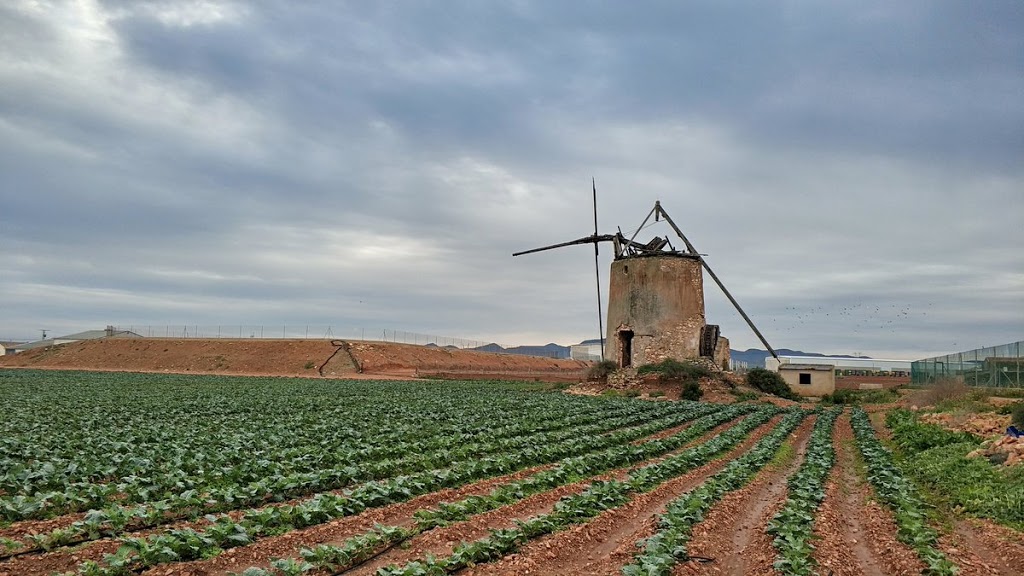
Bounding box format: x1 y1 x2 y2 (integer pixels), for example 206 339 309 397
622 408 811 575
887 408 1024 529
2 369 714 560
9 377 722 575
766 407 841 575
850 407 958 575
374 407 806 576
886 408 979 452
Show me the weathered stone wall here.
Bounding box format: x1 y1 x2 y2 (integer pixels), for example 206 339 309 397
713 336 731 371
605 255 706 367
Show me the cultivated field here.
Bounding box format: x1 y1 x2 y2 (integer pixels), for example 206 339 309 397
0 370 1022 576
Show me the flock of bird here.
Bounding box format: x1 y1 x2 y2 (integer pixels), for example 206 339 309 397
769 301 935 336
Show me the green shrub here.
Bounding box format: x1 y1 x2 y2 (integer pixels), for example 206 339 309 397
680 380 703 401
903 442 1024 527
731 391 759 403
637 359 713 382
587 360 618 381
637 359 711 401
821 388 899 405
624 389 642 398
745 368 799 400
648 390 665 398
1011 403 1024 428
887 411 1024 528
885 409 980 452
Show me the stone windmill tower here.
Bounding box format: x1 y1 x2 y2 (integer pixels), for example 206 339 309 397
515 190 777 370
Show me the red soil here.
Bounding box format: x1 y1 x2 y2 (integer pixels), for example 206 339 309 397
0 337 589 382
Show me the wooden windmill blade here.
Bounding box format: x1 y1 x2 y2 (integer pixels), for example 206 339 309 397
512 182 612 360
514 193 779 368
512 233 617 257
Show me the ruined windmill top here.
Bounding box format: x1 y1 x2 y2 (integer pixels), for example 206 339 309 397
514 194 779 361
513 200 702 261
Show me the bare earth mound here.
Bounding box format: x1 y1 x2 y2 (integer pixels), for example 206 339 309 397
0 338 590 381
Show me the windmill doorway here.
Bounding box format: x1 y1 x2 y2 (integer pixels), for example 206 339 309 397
618 330 634 368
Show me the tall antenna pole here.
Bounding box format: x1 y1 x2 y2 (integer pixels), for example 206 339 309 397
592 178 605 361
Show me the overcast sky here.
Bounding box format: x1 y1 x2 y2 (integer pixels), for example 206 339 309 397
1 1 1021 359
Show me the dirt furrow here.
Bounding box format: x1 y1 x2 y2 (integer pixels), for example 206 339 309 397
137 412 727 576
811 412 922 576
342 414 759 576
0 513 82 544
0 464 551 576
673 417 816 575
458 415 790 576
0 404 640 551
143 466 558 576
934 518 1024 575
0 537 122 576
3 407 705 575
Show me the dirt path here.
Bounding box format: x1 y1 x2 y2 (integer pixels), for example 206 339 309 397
810 413 923 576
674 417 817 575
809 412 885 576
935 518 1024 575
867 409 892 440
458 415 791 576
0 514 83 546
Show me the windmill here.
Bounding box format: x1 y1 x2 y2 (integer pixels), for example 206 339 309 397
514 190 777 369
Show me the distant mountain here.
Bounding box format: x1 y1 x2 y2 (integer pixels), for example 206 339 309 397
471 342 571 359
730 348 870 368
423 343 460 351
454 343 863 365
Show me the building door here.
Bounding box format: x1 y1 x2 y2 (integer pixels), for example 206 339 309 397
619 330 634 368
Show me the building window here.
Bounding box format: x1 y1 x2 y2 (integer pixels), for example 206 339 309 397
799 373 811 385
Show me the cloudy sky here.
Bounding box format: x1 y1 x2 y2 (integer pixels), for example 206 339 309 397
1 1 1021 359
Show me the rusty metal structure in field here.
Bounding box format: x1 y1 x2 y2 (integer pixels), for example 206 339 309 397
514 183 777 369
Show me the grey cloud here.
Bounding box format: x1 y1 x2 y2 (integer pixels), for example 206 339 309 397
0 1 1021 358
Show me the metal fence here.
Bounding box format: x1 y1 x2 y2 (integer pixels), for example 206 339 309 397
911 340 1023 387
114 325 565 358
730 359 750 372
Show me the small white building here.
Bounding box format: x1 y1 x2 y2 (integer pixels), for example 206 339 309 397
9 326 141 353
0 341 25 356
766 355 912 375
779 364 836 397
570 338 605 362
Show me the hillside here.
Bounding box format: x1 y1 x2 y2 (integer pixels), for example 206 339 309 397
730 348 869 368
0 338 590 381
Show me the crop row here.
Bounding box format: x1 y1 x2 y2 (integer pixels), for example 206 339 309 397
765 406 841 575
368 407 807 576
3 373 679 520
621 408 812 575
1 395 638 498
849 407 957 576
3 401 699 555
228 404 772 575
885 409 1024 528
66 402 725 574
